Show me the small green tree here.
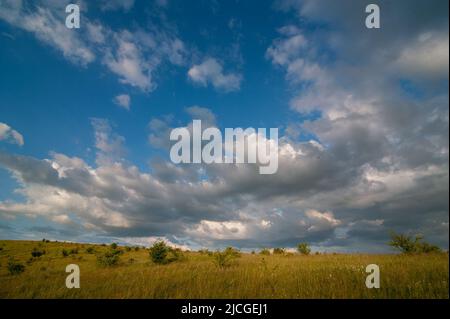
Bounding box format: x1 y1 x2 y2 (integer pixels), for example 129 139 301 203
389 233 441 254
110 243 118 250
297 243 311 255
149 241 171 264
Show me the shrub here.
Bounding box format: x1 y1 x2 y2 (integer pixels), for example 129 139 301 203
8 260 25 275
97 250 120 267
168 248 186 263
62 249 69 257
86 247 95 254
212 248 240 268
297 243 311 255
273 248 286 255
259 248 271 255
110 243 118 250
419 242 442 253
149 241 171 264
224 246 241 258
389 233 441 254
199 249 213 256
31 248 45 258
110 248 123 256
149 241 185 264
125 246 131 252
134 246 140 251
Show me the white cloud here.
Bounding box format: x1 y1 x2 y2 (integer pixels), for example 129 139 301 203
90 118 126 165
104 32 154 91
188 58 242 92
0 1 186 92
0 122 24 146
118 236 190 250
0 3 95 65
305 210 341 232
86 22 106 44
188 220 248 240
113 94 131 110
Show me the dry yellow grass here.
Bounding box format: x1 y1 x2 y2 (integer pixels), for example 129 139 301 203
0 240 448 299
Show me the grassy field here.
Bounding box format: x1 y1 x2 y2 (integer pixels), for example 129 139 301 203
0 240 448 299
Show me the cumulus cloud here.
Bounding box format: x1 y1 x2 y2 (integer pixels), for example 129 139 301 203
188 58 242 92
113 94 131 110
1 103 447 251
0 122 24 146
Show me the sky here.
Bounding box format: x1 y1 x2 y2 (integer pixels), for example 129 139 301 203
0 0 448 252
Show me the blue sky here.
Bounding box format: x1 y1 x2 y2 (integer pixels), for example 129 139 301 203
0 0 448 252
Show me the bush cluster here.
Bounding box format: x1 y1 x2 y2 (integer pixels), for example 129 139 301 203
212 247 241 268
8 259 25 275
273 248 286 255
31 248 46 258
97 250 120 266
389 233 441 254
62 248 79 257
149 241 185 264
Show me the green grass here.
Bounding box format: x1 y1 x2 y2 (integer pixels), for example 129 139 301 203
0 240 448 299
